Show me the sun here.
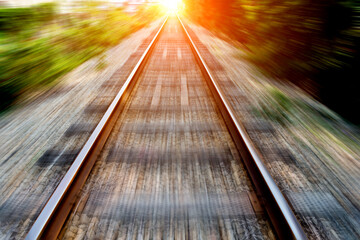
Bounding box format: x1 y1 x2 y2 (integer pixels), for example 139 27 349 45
160 0 183 13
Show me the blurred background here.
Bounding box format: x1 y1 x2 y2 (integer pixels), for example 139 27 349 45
0 0 359 124
0 0 163 110
183 0 360 125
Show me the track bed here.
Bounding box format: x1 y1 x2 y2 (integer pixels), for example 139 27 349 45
58 18 275 239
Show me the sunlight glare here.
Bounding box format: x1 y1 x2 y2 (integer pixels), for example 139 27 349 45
160 0 182 13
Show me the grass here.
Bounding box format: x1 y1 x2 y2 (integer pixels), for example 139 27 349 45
253 85 360 153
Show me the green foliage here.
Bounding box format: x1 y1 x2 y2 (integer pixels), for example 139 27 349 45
0 3 161 111
0 3 56 32
134 4 164 29
255 87 294 125
256 86 359 150
185 0 360 123
0 3 59 109
230 0 359 77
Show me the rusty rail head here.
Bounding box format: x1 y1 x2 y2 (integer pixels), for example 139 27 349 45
25 17 168 240
177 15 307 240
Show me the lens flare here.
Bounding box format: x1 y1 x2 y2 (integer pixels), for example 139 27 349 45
160 0 182 13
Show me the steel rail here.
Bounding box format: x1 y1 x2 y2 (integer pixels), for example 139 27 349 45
178 15 307 240
25 17 168 240
25 15 307 240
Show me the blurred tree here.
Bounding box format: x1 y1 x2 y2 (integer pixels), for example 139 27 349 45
184 0 360 123
0 3 56 32
0 2 163 111
184 0 233 29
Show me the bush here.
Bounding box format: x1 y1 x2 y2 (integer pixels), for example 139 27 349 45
184 0 360 123
0 3 162 111
0 37 64 107
0 3 56 32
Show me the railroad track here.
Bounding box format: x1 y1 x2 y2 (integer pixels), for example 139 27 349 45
26 16 306 240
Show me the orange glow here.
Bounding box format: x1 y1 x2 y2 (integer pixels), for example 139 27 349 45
159 0 182 13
